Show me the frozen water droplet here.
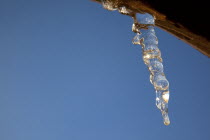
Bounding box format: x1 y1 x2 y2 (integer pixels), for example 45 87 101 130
153 74 169 90
136 13 155 24
140 26 156 35
144 34 158 46
144 39 158 46
101 0 117 11
118 6 132 15
156 90 162 109
132 33 142 45
143 48 161 57
143 34 158 46
162 90 169 103
162 112 170 125
161 100 169 114
156 90 170 125
148 59 164 74
144 32 157 41
156 98 161 109
143 49 162 64
143 45 159 53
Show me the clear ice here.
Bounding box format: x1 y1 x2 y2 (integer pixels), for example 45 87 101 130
101 1 171 125
132 13 170 125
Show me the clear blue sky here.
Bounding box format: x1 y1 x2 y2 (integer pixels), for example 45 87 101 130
1 0 210 140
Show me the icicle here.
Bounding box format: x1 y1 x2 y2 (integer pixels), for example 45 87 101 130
100 2 171 125
132 12 171 125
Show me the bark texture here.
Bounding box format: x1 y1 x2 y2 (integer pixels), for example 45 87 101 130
93 0 210 57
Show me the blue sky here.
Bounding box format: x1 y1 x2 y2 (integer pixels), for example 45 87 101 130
0 0 210 140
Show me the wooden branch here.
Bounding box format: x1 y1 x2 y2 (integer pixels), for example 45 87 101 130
92 0 210 57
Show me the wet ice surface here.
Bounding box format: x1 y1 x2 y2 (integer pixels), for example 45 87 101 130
136 13 155 24
101 1 171 125
131 13 170 125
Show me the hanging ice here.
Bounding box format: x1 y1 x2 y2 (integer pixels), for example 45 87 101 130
132 12 171 125
101 1 171 125
136 13 155 25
